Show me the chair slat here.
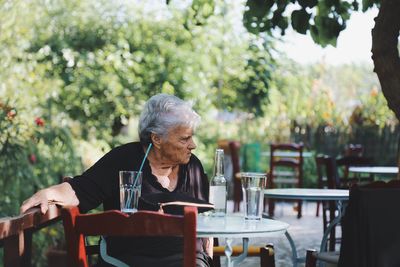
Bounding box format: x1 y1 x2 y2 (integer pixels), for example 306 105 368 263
62 206 197 267
75 210 184 236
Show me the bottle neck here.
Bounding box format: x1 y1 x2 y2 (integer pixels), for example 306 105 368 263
213 149 224 177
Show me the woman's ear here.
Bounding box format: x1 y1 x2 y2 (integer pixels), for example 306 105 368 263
150 133 161 149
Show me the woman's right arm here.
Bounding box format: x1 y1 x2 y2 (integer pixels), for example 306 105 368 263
20 182 79 214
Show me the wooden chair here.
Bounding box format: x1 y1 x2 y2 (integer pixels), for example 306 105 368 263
61 206 197 267
305 179 400 267
315 155 326 217
336 155 373 187
268 143 304 218
0 205 62 267
315 155 341 251
229 141 242 212
344 143 363 157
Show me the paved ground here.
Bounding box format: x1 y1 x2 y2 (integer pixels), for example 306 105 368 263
218 201 326 267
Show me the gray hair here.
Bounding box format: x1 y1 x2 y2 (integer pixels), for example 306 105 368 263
138 94 201 145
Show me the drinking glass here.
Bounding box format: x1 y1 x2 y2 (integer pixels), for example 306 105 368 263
119 171 142 213
241 172 267 220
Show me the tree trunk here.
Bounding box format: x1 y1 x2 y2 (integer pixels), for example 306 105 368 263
371 0 400 174
371 0 400 120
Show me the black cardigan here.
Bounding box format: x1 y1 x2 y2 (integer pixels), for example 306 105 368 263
339 184 400 267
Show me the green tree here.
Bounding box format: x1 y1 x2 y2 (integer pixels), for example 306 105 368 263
241 0 400 126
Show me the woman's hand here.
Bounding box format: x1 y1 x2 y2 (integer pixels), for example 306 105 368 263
203 237 214 258
20 182 79 214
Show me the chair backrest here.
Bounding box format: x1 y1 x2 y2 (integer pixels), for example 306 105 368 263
269 142 304 188
338 180 400 267
336 155 373 182
344 144 364 157
62 206 198 267
229 141 241 178
336 155 373 167
229 141 242 212
315 155 340 189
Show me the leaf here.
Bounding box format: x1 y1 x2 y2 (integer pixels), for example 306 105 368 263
362 0 378 12
243 0 274 34
277 17 289 34
270 9 289 35
310 25 328 47
336 2 351 20
352 0 359 10
298 0 318 8
291 9 311 34
312 15 345 47
325 0 340 8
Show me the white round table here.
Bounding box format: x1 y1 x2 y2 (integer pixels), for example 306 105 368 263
264 188 349 201
264 188 349 264
197 215 289 267
349 166 398 175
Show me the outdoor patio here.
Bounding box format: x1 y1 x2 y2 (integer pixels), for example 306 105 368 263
2 1 400 267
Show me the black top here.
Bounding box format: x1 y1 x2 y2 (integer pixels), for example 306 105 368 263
68 142 209 258
338 184 400 267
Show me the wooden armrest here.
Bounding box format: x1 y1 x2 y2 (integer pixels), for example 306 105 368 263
213 245 266 256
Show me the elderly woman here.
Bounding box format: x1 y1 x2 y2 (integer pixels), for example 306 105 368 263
20 93 213 267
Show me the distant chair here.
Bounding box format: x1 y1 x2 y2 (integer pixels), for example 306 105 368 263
344 143 364 157
268 142 304 218
229 141 242 212
306 179 400 267
315 155 341 251
336 155 373 187
315 155 327 217
217 139 234 202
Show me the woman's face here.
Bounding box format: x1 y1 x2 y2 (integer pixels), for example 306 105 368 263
158 125 197 165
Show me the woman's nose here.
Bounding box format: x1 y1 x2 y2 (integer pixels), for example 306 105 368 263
188 138 196 150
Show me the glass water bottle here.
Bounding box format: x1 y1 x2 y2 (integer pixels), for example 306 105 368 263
209 148 227 216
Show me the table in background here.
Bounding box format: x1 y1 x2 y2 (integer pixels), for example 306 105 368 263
264 188 349 264
197 215 289 267
349 166 398 176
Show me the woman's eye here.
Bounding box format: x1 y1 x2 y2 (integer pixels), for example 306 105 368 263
180 137 191 143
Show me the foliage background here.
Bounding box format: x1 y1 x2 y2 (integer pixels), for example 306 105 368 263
0 0 397 266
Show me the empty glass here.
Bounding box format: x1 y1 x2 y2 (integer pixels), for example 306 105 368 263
119 171 142 213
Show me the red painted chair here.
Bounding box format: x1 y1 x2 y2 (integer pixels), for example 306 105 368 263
62 206 197 267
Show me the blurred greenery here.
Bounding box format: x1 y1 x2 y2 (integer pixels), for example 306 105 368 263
0 0 397 266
